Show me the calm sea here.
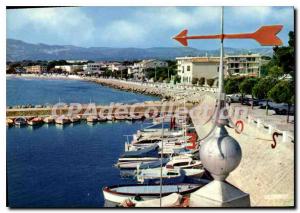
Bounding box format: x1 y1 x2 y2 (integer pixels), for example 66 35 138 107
6 77 159 207
6 77 158 106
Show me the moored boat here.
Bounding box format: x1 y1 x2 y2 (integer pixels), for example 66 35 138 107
27 117 43 126
70 115 81 123
6 118 14 127
136 167 204 184
87 115 98 123
98 116 107 122
14 117 27 126
102 183 201 204
55 116 71 125
122 193 183 207
43 116 55 124
165 156 202 169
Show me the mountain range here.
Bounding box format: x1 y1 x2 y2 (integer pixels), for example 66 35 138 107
7 39 274 61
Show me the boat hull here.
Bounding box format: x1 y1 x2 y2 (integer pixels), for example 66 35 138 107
102 183 201 204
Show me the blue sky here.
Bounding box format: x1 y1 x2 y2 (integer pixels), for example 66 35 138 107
6 6 294 50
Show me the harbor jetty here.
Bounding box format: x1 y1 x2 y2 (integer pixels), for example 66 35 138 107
6 75 294 206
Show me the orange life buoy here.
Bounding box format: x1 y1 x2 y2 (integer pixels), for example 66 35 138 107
235 120 244 134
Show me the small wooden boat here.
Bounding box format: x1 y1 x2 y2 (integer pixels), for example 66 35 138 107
107 114 115 121
70 115 81 123
98 116 107 122
27 117 43 126
121 193 183 207
43 116 55 124
6 118 14 127
87 115 98 123
102 183 201 204
115 159 161 170
55 116 71 125
14 117 27 126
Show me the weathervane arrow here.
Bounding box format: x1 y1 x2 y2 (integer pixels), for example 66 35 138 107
173 25 283 46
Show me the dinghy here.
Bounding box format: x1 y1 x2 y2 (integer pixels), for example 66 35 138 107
14 117 27 126
122 193 183 207
27 117 43 126
102 183 201 204
43 116 55 124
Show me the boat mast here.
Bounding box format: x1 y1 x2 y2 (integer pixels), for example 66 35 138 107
159 115 165 207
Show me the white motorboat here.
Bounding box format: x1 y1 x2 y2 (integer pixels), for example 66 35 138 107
165 156 202 169
136 167 204 184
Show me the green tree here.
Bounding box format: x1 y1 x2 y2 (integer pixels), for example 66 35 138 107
268 31 295 79
268 66 284 78
268 80 294 122
252 77 278 99
239 78 258 96
224 78 240 94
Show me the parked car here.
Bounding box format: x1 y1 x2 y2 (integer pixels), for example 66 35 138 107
226 94 242 103
273 103 294 115
240 97 260 106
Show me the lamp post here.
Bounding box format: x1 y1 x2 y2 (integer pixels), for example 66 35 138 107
172 6 282 207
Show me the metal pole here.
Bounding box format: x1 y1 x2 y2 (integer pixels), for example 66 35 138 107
218 6 225 98
159 115 164 207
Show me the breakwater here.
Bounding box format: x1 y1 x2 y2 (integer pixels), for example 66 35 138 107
6 101 193 118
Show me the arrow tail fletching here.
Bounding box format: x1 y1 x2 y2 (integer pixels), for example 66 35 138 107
252 25 283 46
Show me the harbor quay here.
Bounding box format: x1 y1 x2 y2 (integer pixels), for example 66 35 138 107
6 76 294 207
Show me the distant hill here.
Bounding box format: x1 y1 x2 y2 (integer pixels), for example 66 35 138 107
6 39 274 61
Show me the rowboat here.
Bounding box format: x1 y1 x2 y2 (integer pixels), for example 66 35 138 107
14 117 27 126
102 183 201 204
98 117 107 122
87 115 98 123
121 193 183 207
70 115 81 123
43 116 55 124
6 118 14 127
55 116 71 125
27 117 43 126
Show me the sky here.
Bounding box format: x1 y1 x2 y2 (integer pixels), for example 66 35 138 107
6 6 294 50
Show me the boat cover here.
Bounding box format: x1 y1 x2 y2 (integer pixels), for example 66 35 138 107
121 144 159 158
135 193 182 207
139 158 170 169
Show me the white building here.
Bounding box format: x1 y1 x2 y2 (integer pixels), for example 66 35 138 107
85 63 105 75
128 59 168 79
225 54 262 77
108 62 127 72
176 54 264 85
54 65 83 73
176 57 220 85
